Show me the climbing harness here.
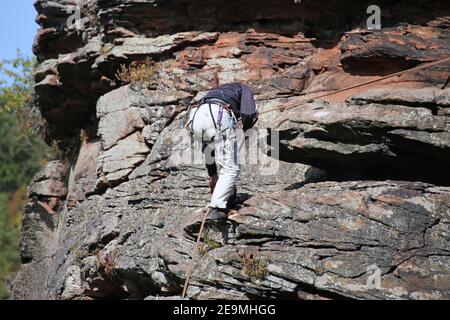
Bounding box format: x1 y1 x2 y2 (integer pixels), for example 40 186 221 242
208 103 218 131
217 105 224 128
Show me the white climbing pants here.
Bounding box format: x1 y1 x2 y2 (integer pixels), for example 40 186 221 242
189 103 240 209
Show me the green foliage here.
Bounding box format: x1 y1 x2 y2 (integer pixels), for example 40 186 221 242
0 52 53 193
0 111 50 192
0 52 54 299
204 229 222 250
0 50 35 112
0 51 48 137
0 192 21 299
197 228 222 257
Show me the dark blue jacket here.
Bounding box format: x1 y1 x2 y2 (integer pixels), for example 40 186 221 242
201 82 258 131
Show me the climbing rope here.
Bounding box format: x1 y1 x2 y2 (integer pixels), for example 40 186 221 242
181 207 212 299
258 57 450 115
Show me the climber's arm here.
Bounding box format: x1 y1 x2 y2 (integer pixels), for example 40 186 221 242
240 84 258 132
202 143 218 193
206 162 217 178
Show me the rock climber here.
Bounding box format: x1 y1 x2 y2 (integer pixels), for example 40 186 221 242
185 82 258 223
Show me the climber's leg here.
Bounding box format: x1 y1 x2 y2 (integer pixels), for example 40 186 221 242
209 126 240 210
226 186 238 209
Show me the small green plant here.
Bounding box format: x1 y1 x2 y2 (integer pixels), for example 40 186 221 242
116 57 157 84
241 250 269 280
198 244 208 257
204 229 222 250
197 228 222 257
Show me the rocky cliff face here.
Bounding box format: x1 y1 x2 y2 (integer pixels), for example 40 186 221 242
13 0 450 299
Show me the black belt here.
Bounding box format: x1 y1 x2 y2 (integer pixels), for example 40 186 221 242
202 98 234 117
204 98 227 105
202 98 232 110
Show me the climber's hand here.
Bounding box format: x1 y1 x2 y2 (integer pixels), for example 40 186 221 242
209 175 218 194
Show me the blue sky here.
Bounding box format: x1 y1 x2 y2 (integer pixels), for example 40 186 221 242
0 0 38 58
0 1 38 84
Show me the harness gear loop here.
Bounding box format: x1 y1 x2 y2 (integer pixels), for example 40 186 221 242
187 104 201 135
208 103 218 130
217 105 224 129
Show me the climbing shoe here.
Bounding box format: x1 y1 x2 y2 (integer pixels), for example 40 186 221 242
226 187 238 209
210 208 229 223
